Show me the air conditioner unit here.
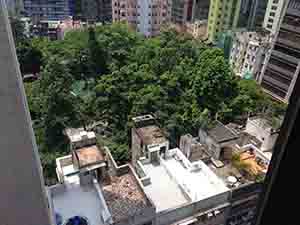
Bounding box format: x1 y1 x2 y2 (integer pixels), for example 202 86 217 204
207 212 213 219
214 210 221 216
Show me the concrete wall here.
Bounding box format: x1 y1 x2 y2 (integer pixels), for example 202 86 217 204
104 146 157 225
132 127 142 166
135 160 152 186
226 182 262 225
245 119 277 151
198 129 221 159
0 2 53 224
114 206 156 225
157 192 230 225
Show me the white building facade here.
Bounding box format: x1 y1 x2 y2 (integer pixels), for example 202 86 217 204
230 31 272 79
112 0 172 36
263 0 286 34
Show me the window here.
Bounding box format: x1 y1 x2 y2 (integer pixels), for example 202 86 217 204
267 24 273 29
268 18 274 23
271 6 277 10
142 222 152 225
269 12 275 17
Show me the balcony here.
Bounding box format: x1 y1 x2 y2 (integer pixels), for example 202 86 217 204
281 23 300 35
261 77 287 100
276 36 300 57
263 71 289 91
271 50 299 66
267 63 294 81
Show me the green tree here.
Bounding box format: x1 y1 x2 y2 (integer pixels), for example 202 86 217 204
39 59 79 149
17 41 43 75
10 16 26 43
87 27 108 77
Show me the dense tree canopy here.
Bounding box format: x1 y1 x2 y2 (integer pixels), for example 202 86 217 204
21 24 286 184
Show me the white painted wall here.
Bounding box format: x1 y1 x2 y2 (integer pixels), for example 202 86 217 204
137 0 152 36
245 119 277 151
263 0 285 34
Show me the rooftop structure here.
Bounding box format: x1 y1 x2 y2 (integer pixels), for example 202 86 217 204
135 147 230 225
65 127 97 150
207 121 239 144
207 145 269 187
180 134 211 162
137 148 229 204
74 145 105 168
198 121 239 160
245 117 280 152
135 125 168 146
53 134 156 225
132 115 169 165
141 160 189 212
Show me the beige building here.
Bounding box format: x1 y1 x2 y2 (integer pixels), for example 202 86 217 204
112 0 172 36
185 20 207 39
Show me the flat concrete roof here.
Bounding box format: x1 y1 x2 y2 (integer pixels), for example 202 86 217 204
75 145 105 167
162 149 229 202
51 184 105 225
65 128 96 143
143 163 189 212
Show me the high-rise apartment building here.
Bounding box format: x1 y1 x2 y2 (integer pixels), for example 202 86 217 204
208 0 270 43
171 0 193 24
230 31 271 79
263 0 286 34
0 2 53 224
81 0 112 22
192 0 210 21
112 0 172 37
5 0 24 16
207 0 241 43
237 0 269 30
23 0 75 22
258 0 300 103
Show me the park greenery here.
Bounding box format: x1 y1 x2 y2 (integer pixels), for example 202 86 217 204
14 22 286 184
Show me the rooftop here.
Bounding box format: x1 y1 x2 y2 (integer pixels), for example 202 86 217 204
75 145 105 168
207 146 269 188
235 132 262 149
136 125 167 146
207 121 239 143
248 117 281 132
65 127 96 143
208 161 249 188
102 173 148 222
140 149 228 212
162 149 229 202
239 151 268 175
50 181 110 225
142 162 189 212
